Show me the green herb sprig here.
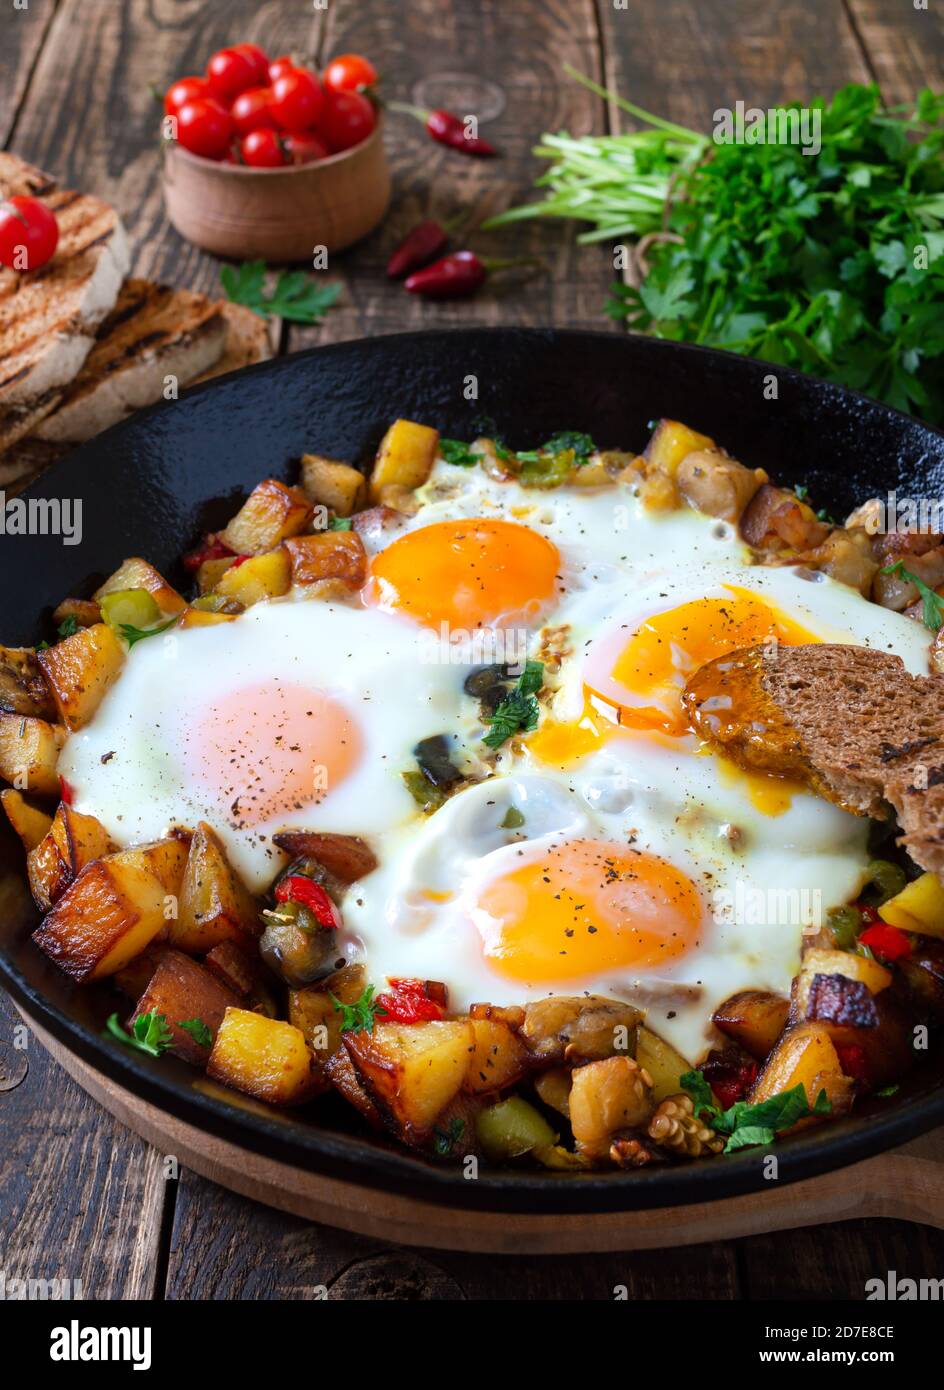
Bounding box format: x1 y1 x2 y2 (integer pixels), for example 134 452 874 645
880 559 944 629
104 1010 173 1057
221 260 342 324
680 1070 831 1152
332 984 387 1035
482 659 544 749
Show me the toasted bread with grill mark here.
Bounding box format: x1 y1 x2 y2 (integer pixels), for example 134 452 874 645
34 279 226 444
682 643 944 875
0 188 130 452
189 302 275 386
0 154 56 199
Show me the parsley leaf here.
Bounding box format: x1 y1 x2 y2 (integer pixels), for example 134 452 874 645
433 1117 465 1155
482 660 544 749
328 516 353 531
119 617 178 649
178 1018 212 1049
439 438 479 466
220 260 341 325
104 1010 173 1057
57 615 79 639
542 430 596 460
880 560 944 630
332 984 386 1035
680 1073 831 1152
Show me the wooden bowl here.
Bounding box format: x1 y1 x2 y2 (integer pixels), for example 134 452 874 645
163 117 391 263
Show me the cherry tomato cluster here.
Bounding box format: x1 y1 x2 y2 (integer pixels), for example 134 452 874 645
163 44 378 168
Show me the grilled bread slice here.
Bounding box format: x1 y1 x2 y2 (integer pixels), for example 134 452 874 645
189 301 275 385
34 279 226 444
0 187 130 453
682 643 944 875
0 153 56 199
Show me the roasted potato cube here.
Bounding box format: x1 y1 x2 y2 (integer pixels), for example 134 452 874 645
272 830 378 883
52 598 102 630
793 948 891 1020
375 483 421 515
792 949 913 1087
879 871 944 938
172 821 260 954
533 1066 572 1117
324 1047 384 1129
1 788 53 852
676 449 767 523
749 1020 853 1116
644 420 715 479
463 1017 531 1095
221 479 313 555
289 963 365 1080
300 454 366 517
204 938 277 1012
634 1025 692 1103
132 950 240 1065
93 557 185 615
713 990 790 1061
569 1056 653 1160
740 483 831 553
27 802 115 912
207 1007 319 1106
283 531 367 589
369 419 439 503
521 995 642 1064
37 624 125 730
900 938 944 1021
344 1018 474 1142
196 556 236 594
214 549 291 606
112 942 170 1000
0 712 65 795
33 838 188 981
177 608 237 629
0 645 55 718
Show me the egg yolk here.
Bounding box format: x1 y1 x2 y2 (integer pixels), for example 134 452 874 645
191 680 362 827
363 518 561 631
473 837 703 982
586 585 819 736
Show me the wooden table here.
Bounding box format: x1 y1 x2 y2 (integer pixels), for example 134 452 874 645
3 0 944 1299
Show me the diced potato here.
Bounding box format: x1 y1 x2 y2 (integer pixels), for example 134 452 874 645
27 802 115 912
369 419 439 503
207 1007 319 1106
900 938 944 1021
463 1017 530 1095
569 1056 654 1159
792 948 913 1087
204 938 277 1014
172 821 260 953
344 1018 474 1142
33 838 188 981
644 420 715 479
676 450 767 523
177 608 238 629
196 556 236 594
521 995 642 1064
37 624 125 730
375 484 421 515
1 788 53 852
635 1024 692 1103
289 963 365 1079
272 830 378 883
221 479 313 555
794 948 892 1020
112 942 170 1000
324 1047 384 1128
0 645 55 718
879 871 944 938
713 990 790 1061
533 1066 572 1117
132 949 241 1065
93 557 186 615
749 1020 852 1115
569 458 613 489
52 597 101 630
300 454 366 517
214 550 291 606
283 531 367 589
0 712 65 795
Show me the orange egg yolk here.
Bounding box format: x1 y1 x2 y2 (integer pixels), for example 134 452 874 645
473 837 703 982
586 585 819 736
191 680 362 827
363 518 561 631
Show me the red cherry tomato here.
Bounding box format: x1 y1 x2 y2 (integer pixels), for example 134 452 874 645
267 54 297 84
323 53 378 93
176 98 235 160
282 130 329 164
320 89 375 152
270 67 324 132
232 42 270 86
205 46 257 103
241 128 287 168
231 86 277 136
0 195 59 271
164 75 211 117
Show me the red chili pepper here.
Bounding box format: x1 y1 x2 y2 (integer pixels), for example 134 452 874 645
182 534 234 573
386 219 450 278
275 874 340 929
389 101 497 156
404 250 540 300
376 977 447 1023
858 921 911 961
59 776 74 806
852 901 882 926
835 1042 871 1087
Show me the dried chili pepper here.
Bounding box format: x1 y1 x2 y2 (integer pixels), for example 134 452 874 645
404 250 540 299
389 101 497 156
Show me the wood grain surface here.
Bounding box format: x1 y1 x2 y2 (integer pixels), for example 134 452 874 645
2 0 944 1299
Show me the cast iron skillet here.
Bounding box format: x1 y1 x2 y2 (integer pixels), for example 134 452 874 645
2 328 944 1216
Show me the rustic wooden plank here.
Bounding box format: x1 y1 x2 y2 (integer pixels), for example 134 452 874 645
844 0 944 101
165 1167 740 1299
0 990 168 1300
7 0 326 292
0 0 60 145
290 0 617 350
739 1218 944 1299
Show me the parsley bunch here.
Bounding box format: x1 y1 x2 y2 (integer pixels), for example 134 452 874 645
681 1070 831 1152
221 261 341 324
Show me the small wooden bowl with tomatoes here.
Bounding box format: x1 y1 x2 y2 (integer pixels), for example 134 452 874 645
162 45 389 262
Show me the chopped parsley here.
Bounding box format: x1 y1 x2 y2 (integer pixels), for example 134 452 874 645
104 1010 173 1057
57 615 79 639
482 660 544 749
439 438 479 466
680 1070 831 1152
880 559 944 630
433 1116 465 1155
332 984 386 1035
119 617 178 649
542 430 595 460
178 1018 213 1049
328 516 353 531
501 805 525 829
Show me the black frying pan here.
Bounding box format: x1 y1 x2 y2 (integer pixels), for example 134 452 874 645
2 328 943 1216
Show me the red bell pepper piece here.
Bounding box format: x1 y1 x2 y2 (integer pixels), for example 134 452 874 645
182 534 234 573
275 874 341 929
709 1058 758 1110
858 921 911 962
835 1042 871 1087
375 977 447 1023
59 776 74 806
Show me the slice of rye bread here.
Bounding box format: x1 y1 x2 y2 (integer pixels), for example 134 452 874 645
188 302 275 385
34 279 227 444
0 187 130 452
681 643 944 876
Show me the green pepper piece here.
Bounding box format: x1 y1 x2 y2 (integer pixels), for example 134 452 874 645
99 588 161 632
475 1096 557 1160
